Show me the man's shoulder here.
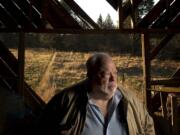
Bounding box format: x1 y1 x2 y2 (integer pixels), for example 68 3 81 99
118 84 143 107
64 79 88 91
55 79 88 98
47 79 88 108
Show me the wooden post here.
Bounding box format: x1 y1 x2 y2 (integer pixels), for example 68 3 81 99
171 95 179 135
18 32 25 96
118 0 123 29
141 33 152 112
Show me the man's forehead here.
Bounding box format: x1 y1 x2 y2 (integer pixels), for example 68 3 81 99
99 60 116 70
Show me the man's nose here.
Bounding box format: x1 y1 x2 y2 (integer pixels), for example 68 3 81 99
109 73 116 81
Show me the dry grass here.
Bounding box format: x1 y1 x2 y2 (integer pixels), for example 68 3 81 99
9 49 180 103
10 48 54 90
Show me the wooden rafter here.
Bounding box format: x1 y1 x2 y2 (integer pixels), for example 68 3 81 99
64 0 99 29
0 41 18 73
168 13 180 29
106 0 118 10
45 0 81 28
171 68 180 79
151 87 180 93
106 0 143 22
137 0 174 28
151 0 180 28
13 0 44 28
151 79 180 87
0 0 37 28
0 40 45 114
150 34 174 60
0 4 18 28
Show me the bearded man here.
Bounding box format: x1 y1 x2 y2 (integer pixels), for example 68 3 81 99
37 53 155 135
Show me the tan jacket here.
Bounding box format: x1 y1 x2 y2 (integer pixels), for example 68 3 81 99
37 80 155 135
119 85 155 135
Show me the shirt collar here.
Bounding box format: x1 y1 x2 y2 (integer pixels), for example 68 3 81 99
87 89 123 106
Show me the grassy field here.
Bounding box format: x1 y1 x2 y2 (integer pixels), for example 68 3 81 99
10 48 180 102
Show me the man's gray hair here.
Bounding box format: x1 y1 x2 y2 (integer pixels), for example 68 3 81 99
86 53 111 79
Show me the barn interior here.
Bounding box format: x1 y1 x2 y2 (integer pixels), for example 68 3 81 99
0 0 180 134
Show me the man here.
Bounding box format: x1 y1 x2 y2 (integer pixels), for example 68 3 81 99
37 53 155 135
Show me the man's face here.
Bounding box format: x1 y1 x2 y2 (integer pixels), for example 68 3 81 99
92 59 117 99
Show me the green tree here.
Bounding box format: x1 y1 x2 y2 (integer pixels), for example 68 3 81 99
97 14 104 28
104 14 115 29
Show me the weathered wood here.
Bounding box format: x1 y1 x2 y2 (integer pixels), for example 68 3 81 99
151 79 180 87
169 13 180 28
18 32 25 95
107 0 142 21
106 0 118 10
45 0 81 28
0 28 180 33
171 95 180 134
0 40 45 114
137 0 174 28
65 0 99 29
118 0 123 29
150 87 180 93
121 0 142 22
171 68 180 79
0 0 36 28
141 33 151 111
0 4 18 28
151 0 180 28
0 40 18 73
150 34 174 60
0 57 45 113
13 0 44 28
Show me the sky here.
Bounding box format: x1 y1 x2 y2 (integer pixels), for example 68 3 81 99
74 0 118 25
74 0 159 25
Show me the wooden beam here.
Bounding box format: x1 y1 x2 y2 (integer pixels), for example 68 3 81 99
121 0 142 21
1 0 36 28
0 4 18 28
0 57 46 114
151 0 180 28
18 32 25 94
150 34 174 60
118 0 123 29
137 0 174 28
19 32 46 112
150 87 180 93
0 40 45 114
0 58 17 81
13 0 44 28
0 40 18 73
168 13 180 29
107 0 143 22
171 95 179 134
0 28 180 33
64 0 99 29
151 79 180 87
171 68 180 79
141 33 151 111
106 0 118 10
46 0 81 28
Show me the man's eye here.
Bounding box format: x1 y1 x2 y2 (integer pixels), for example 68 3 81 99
103 72 111 78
